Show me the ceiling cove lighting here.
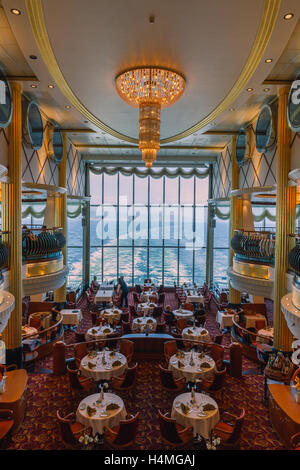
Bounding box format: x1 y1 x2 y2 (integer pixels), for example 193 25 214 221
115 67 186 167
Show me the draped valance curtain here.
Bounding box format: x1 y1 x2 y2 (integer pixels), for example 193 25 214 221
89 164 209 179
215 206 300 222
19 204 83 220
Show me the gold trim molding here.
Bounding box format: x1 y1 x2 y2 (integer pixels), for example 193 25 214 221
25 0 281 144
25 256 64 278
233 258 270 280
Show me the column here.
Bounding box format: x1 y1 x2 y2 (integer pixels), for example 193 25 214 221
206 164 215 287
273 86 295 352
54 132 67 303
82 164 90 286
2 82 23 367
229 135 242 304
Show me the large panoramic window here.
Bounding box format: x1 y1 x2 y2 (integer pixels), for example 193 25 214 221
67 202 83 288
213 205 230 289
89 171 208 286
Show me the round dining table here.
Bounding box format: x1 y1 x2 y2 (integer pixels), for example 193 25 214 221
169 351 216 382
76 392 127 436
173 308 194 321
137 302 157 315
85 325 115 341
171 392 220 439
99 308 122 323
79 351 127 381
131 316 157 332
21 326 38 338
182 326 211 343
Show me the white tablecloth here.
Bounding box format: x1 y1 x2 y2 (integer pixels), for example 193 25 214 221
76 393 127 435
60 309 82 326
142 291 158 302
80 351 127 381
94 290 113 303
100 308 122 323
173 309 194 321
137 302 157 315
169 352 216 382
182 326 211 343
21 326 38 337
257 327 274 343
245 314 267 329
185 292 204 304
132 316 157 332
86 325 115 341
171 392 219 438
216 311 235 329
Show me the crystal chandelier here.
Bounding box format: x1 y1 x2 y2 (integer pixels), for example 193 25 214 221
115 67 186 167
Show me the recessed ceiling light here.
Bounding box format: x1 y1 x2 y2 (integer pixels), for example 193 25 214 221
84 120 89 123
10 8 21 15
264 88 270 92
65 105 71 109
247 87 253 92
29 55 37 60
48 84 54 89
30 84 37 89
284 13 294 20
229 107 235 111
265 58 273 63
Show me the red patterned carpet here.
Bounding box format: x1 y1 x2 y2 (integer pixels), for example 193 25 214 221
8 292 285 450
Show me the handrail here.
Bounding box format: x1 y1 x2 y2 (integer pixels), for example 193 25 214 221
22 226 66 260
231 229 275 263
23 311 63 340
232 316 272 343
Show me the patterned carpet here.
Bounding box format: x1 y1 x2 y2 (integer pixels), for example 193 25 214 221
7 292 285 450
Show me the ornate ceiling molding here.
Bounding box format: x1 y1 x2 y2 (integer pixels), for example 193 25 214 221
25 0 281 144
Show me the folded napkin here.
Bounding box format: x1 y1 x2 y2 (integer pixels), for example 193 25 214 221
88 351 96 358
146 319 154 323
201 362 211 369
177 360 184 368
198 352 204 359
112 360 122 367
87 361 96 369
91 328 98 334
137 318 142 323
200 329 208 335
103 328 111 334
113 310 119 314
87 405 96 417
176 351 185 359
109 351 116 357
203 403 216 412
180 403 190 414
106 403 120 411
187 329 193 335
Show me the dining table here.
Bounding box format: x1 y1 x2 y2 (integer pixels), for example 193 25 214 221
173 308 194 321
185 292 204 304
216 310 236 329
76 392 127 436
168 351 216 382
99 308 122 323
60 309 82 326
131 316 157 332
137 302 157 315
85 325 115 341
94 289 113 303
182 326 211 343
171 392 220 439
79 350 127 381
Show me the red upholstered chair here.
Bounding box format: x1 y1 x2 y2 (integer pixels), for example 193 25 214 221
158 410 193 448
210 344 224 365
56 410 91 449
291 433 300 450
177 318 187 335
214 334 223 345
133 292 142 306
164 340 178 363
121 321 132 336
120 311 129 323
159 365 186 393
119 339 134 363
104 412 140 449
74 343 88 368
156 320 166 333
158 293 165 306
0 409 14 449
153 306 163 319
197 367 226 401
111 363 138 393
144 279 151 284
214 408 245 449
66 364 96 397
183 303 194 312
255 319 266 331
129 305 137 318
28 316 41 330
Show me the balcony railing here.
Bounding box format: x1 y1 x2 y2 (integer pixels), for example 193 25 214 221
0 234 8 271
22 225 66 261
288 235 300 280
231 229 275 264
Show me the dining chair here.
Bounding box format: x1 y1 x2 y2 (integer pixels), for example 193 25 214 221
74 343 88 368
121 321 132 336
119 339 134 363
104 412 140 449
164 340 178 363
210 344 224 365
214 408 245 449
152 306 163 319
159 365 186 393
290 433 300 450
197 366 227 401
111 363 138 394
176 318 187 334
158 410 193 448
183 303 194 312
66 364 96 397
0 409 14 450
56 410 91 449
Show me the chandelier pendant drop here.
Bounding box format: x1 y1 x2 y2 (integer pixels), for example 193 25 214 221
115 67 186 167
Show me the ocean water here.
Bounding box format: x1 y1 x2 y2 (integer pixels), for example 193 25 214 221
67 206 230 289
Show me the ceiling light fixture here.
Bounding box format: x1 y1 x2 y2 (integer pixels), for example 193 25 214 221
115 67 186 167
284 13 294 20
48 84 54 89
265 58 273 63
30 84 37 88
10 8 21 15
29 55 37 60
65 105 71 109
247 87 253 92
264 88 270 92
